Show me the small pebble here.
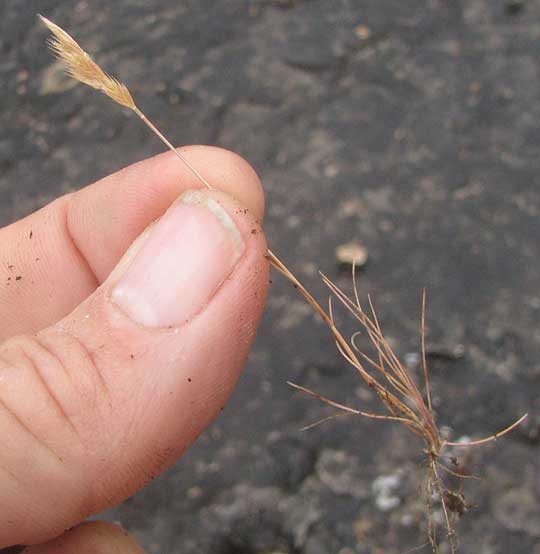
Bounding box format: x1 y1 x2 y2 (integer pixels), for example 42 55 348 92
335 241 368 269
354 25 371 40
372 473 401 512
187 486 203 499
404 352 421 369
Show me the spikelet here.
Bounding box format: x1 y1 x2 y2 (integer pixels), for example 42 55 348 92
39 15 213 188
39 15 136 109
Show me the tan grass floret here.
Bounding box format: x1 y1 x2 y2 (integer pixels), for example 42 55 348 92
39 16 136 109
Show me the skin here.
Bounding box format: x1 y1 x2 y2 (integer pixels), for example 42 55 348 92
0 146 269 552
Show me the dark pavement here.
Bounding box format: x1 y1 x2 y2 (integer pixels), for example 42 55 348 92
1 1 539 552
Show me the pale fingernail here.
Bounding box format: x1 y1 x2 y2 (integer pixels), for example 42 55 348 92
111 190 244 327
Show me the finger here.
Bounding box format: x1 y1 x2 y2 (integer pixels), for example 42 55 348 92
23 522 144 554
0 188 269 546
0 146 264 340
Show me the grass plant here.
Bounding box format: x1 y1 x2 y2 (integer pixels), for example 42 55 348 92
39 16 527 552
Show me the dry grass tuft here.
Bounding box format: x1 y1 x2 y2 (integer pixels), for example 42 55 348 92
273 257 527 553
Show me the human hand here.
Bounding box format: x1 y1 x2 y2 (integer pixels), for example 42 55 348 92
0 146 269 552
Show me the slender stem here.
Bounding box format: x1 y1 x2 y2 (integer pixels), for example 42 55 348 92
444 413 528 448
287 381 420 426
421 288 433 412
133 106 213 190
431 459 457 554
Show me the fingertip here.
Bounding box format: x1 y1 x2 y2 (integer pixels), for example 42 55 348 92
67 145 265 283
176 145 266 222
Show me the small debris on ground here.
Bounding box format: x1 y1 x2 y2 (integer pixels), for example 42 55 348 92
506 0 525 15
372 473 402 512
426 343 465 361
354 25 371 40
335 241 368 269
404 352 421 369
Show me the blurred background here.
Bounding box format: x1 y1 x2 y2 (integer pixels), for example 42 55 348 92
1 1 540 552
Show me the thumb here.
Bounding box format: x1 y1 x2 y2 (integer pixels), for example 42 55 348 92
0 189 269 547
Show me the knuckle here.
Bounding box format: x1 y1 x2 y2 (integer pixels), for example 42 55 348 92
0 331 111 448
0 332 120 535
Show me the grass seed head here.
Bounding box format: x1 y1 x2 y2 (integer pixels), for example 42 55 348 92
39 15 136 109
